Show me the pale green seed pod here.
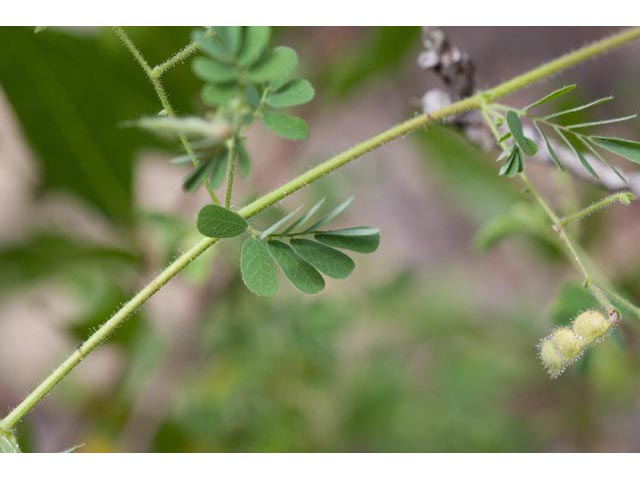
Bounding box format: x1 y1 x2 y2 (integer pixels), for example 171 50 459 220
539 338 565 378
572 310 610 345
550 327 582 360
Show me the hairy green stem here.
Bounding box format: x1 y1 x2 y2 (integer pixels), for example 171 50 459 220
557 192 635 228
224 139 237 208
3 27 639 431
112 27 221 205
592 280 640 319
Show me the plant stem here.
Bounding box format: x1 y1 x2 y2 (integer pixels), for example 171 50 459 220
152 42 198 78
3 27 639 431
112 27 221 205
591 280 640 319
224 139 237 208
556 192 635 229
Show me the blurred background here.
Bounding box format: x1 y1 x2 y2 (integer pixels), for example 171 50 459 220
1 26 640 452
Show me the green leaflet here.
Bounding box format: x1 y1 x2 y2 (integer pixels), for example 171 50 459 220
201 83 239 106
261 111 309 140
498 147 523 177
247 46 298 85
314 227 380 254
267 79 315 108
182 158 213 192
303 196 353 233
533 122 564 172
290 239 355 279
524 84 576 111
212 27 242 55
555 128 599 178
506 111 537 156
238 26 271 67
240 238 278 297
268 240 325 294
209 148 229 188
591 137 640 164
192 57 236 83
282 198 326 235
235 138 251 177
192 30 234 64
260 207 303 239
196 204 248 238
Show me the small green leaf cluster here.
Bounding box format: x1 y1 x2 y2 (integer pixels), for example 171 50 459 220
495 85 640 180
194 198 379 297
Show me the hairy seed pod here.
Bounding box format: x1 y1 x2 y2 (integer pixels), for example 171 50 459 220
572 310 610 344
550 327 582 360
539 338 565 378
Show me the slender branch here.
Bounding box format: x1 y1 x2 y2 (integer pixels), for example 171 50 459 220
3 27 640 431
557 192 635 229
152 42 199 78
112 27 221 205
224 139 237 208
592 280 640 319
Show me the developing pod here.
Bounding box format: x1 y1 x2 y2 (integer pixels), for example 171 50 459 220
538 309 615 379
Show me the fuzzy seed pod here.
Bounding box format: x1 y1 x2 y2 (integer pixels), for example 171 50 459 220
572 310 610 345
538 338 566 378
550 327 582 360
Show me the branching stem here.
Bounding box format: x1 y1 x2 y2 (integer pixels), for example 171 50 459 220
556 192 635 229
112 27 221 205
2 27 640 432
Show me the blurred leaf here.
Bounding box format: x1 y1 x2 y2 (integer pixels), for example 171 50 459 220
268 240 325 294
0 431 21 453
498 147 523 177
544 96 613 120
192 57 236 83
238 26 271 68
183 158 213 192
247 46 298 85
261 111 309 140
415 126 520 221
290 238 355 279
548 281 599 326
235 138 251 178
197 204 248 238
192 29 233 64
0 27 166 223
314 227 380 253
212 27 242 55
555 127 598 178
240 238 278 297
319 27 420 99
0 232 139 293
201 83 239 106
267 79 315 108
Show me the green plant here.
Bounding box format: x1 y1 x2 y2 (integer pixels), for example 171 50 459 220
2 26 640 451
